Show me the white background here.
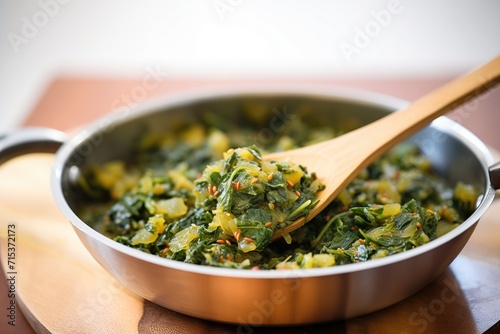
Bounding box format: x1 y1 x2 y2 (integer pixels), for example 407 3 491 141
1 0 499 133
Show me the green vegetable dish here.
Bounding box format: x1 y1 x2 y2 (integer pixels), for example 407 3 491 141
78 111 478 270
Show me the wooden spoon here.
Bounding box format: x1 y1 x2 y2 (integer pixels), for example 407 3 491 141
267 55 500 241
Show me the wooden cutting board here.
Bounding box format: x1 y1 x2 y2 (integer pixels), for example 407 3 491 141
1 78 500 333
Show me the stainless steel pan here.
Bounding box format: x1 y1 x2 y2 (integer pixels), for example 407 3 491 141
1 85 499 326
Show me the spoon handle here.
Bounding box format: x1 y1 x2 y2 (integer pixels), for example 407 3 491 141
270 56 500 241
373 55 500 145
318 56 500 161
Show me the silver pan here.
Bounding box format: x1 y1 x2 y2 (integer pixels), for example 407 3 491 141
1 84 499 326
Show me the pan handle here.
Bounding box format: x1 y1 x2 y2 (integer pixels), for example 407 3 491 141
0 127 67 165
490 161 500 191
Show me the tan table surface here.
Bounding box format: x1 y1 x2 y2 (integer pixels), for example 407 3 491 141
1 77 499 334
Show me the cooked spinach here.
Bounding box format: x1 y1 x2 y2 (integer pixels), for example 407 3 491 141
79 115 478 270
